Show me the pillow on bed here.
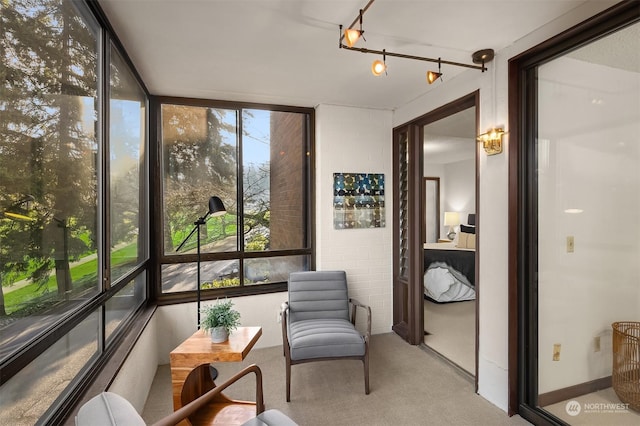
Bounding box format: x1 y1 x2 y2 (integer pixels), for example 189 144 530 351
466 233 476 249
456 232 476 249
457 232 468 248
460 224 476 234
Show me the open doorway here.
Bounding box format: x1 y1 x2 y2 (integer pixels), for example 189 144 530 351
421 97 478 378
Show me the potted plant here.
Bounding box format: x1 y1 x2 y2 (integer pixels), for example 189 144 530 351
200 299 241 343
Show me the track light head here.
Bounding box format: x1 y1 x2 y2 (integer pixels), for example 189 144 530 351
344 28 362 47
371 59 386 76
426 58 443 84
426 71 442 84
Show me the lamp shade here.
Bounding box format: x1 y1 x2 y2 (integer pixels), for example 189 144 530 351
427 71 442 84
443 211 460 227
371 59 386 76
344 28 361 47
208 196 226 217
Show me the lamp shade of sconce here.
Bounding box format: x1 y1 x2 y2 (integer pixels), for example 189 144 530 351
371 59 386 76
477 127 505 155
344 28 362 47
426 71 442 84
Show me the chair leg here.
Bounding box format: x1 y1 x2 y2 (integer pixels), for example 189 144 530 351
364 354 370 395
286 359 291 402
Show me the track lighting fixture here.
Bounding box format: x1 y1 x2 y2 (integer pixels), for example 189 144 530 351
426 59 443 84
371 49 387 76
339 0 494 82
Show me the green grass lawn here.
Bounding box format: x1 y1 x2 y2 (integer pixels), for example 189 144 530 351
3 243 136 315
3 223 238 315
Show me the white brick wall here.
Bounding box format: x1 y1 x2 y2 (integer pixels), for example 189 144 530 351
315 104 393 335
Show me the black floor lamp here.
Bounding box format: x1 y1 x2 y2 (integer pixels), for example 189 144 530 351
176 196 226 329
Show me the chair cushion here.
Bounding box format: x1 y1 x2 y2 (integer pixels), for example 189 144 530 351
288 318 365 360
288 271 350 323
75 392 145 426
242 409 298 426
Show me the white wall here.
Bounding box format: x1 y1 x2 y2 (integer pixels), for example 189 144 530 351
537 56 640 393
315 104 394 335
108 314 159 413
392 0 619 412
443 158 475 236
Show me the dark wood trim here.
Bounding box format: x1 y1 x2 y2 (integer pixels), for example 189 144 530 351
392 126 410 342
409 123 424 345
472 89 480 392
507 49 522 416
394 91 480 379
538 376 612 407
508 0 640 420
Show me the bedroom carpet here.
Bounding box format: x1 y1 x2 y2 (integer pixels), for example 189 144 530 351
423 299 475 375
142 333 529 425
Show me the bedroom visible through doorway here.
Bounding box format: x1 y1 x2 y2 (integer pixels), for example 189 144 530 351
422 104 478 377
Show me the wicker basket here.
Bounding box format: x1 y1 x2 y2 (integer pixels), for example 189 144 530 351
612 321 640 412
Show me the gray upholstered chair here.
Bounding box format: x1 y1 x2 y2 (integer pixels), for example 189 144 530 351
281 270 371 401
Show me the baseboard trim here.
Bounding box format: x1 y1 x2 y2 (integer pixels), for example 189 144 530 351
538 376 611 407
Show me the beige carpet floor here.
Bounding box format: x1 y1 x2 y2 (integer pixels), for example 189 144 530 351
143 333 529 425
424 299 475 375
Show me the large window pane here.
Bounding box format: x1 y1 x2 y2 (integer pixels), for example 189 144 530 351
161 105 238 255
243 110 307 251
0 310 100 426
0 0 101 363
109 45 147 282
105 274 146 343
244 255 309 285
162 260 240 293
536 22 640 422
160 102 311 295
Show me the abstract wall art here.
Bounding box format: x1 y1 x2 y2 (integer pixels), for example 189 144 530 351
333 172 385 229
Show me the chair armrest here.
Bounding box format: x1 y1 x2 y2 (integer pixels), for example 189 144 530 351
349 298 371 341
281 301 290 357
151 364 264 426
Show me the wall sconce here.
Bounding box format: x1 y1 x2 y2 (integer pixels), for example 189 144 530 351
477 128 505 156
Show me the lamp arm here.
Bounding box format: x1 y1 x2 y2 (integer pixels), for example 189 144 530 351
175 212 210 253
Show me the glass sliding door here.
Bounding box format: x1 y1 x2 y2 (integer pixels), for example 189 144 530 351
513 6 640 422
536 21 640 423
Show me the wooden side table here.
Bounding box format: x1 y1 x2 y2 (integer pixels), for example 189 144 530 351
169 326 262 412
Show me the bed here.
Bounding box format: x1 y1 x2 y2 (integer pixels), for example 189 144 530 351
423 217 476 303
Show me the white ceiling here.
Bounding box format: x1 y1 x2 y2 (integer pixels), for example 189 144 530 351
97 0 588 110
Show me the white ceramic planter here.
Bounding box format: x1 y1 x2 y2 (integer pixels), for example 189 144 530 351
210 326 228 343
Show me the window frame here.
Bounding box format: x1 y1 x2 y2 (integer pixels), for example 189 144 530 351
0 1 151 423
151 96 316 304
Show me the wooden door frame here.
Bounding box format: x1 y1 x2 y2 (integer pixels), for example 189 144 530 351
392 91 480 385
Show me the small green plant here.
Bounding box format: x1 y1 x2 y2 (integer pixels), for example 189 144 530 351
200 299 241 334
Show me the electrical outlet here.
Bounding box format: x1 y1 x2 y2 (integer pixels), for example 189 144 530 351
566 236 575 253
594 336 601 352
276 310 282 323
553 343 561 361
